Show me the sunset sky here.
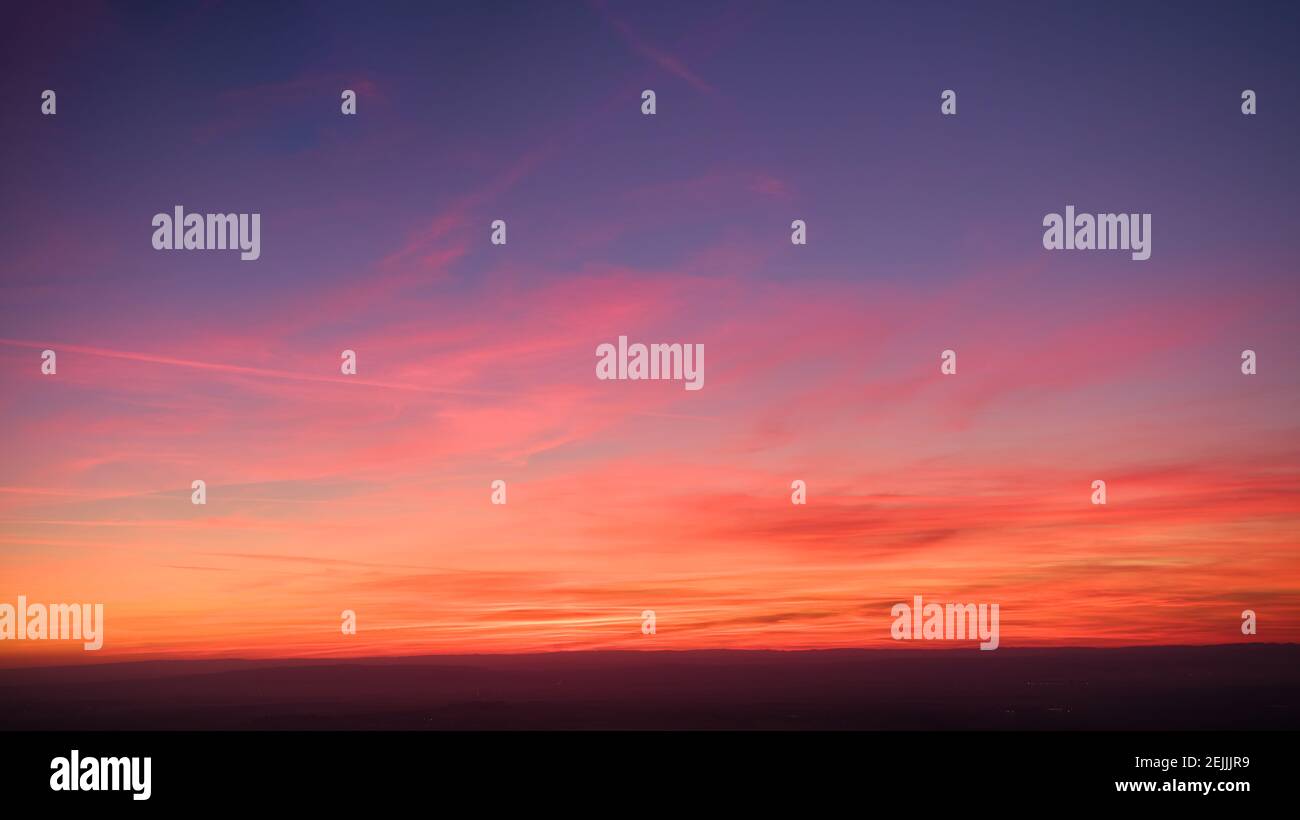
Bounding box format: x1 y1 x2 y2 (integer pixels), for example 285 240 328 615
1 1 1297 664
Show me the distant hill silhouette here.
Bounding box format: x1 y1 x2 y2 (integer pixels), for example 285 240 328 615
1 645 1295 730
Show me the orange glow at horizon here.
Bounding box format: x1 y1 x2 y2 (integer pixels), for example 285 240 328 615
2 260 1297 665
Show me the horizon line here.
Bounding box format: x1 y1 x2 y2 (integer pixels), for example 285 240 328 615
4 642 1294 673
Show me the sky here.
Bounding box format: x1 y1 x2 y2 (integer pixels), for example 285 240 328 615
0 0 1297 664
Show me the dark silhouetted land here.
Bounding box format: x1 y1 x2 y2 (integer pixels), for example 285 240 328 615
1 645 1295 730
